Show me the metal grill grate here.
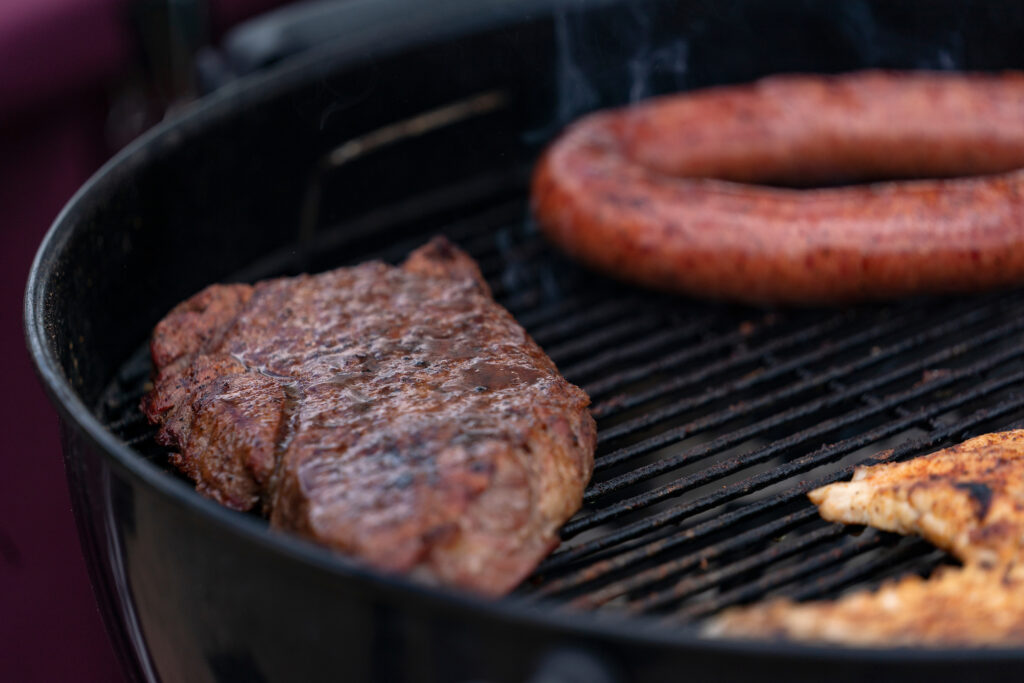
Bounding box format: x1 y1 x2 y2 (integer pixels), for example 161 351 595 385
97 180 1024 628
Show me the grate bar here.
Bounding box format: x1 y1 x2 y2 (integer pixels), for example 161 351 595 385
107 410 150 433
575 339 1024 535
546 314 668 364
560 313 719 382
123 431 159 447
541 378 1024 593
672 531 890 622
584 319 1024 501
586 311 847 409
782 545 949 605
594 297 1006 445
624 523 853 614
511 290 625 329
529 297 651 346
538 483 837 596
562 507 824 609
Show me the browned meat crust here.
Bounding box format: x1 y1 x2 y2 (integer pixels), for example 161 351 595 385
140 238 596 595
704 430 1024 646
531 71 1024 304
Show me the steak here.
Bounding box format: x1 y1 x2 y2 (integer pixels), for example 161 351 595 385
141 238 596 595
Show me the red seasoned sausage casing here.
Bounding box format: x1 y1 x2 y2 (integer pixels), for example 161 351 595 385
532 71 1024 304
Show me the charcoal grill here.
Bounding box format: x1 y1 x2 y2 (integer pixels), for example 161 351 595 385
25 0 1024 681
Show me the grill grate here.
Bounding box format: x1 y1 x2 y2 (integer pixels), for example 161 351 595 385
97 179 1024 627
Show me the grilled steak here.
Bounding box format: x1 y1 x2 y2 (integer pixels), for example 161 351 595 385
705 430 1024 645
141 238 596 595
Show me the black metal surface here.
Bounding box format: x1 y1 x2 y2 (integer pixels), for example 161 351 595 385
25 0 1024 681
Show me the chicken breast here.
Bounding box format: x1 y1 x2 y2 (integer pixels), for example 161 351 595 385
811 430 1024 568
704 564 1024 647
704 430 1024 646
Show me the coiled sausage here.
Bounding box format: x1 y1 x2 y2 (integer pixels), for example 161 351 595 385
531 71 1024 304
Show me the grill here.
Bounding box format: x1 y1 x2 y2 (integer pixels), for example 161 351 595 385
96 168 1024 630
30 1 1024 678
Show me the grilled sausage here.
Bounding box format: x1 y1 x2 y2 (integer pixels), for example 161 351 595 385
531 71 1024 304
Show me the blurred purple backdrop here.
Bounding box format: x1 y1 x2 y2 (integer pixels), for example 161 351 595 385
1 1 291 680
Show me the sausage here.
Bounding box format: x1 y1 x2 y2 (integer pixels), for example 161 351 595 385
531 71 1024 304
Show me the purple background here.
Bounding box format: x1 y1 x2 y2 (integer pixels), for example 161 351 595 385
2 1 290 680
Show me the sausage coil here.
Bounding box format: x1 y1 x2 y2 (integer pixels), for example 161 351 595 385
531 71 1024 303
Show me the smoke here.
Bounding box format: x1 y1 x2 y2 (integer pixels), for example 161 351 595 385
526 0 690 145
533 0 975 147
830 0 967 70
628 39 689 103
552 0 600 126
622 3 689 103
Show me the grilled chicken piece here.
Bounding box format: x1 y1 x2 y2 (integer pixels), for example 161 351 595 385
810 430 1024 568
141 238 596 595
704 430 1024 645
704 564 1024 647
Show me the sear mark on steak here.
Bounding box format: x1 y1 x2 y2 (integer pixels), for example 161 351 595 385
140 237 596 595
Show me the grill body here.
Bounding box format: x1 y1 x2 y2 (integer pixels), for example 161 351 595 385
25 1 1024 681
